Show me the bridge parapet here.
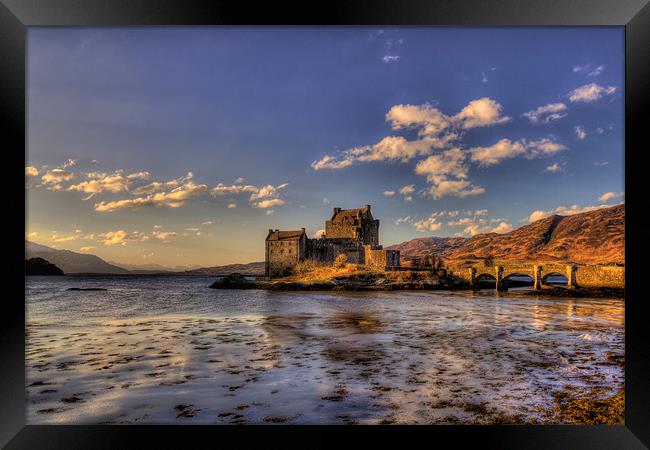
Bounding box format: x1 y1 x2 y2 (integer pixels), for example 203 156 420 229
446 261 624 290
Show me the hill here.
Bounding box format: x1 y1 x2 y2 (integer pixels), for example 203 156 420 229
25 257 64 275
387 204 624 265
186 261 265 275
25 241 131 274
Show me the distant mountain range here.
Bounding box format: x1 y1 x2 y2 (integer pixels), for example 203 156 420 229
25 240 264 275
185 261 265 275
387 203 624 265
26 241 131 274
106 261 202 273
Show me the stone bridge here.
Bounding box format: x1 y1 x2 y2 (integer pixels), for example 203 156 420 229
445 261 624 291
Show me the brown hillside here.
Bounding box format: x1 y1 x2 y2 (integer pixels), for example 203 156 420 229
387 204 624 265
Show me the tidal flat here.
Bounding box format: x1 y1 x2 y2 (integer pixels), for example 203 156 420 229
26 275 624 424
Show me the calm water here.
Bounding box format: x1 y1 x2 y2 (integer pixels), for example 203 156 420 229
25 275 624 424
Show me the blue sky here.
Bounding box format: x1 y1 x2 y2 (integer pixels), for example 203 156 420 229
26 27 624 267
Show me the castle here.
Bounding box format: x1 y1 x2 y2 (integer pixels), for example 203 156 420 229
265 205 400 277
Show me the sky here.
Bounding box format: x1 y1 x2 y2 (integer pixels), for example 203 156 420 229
25 27 624 268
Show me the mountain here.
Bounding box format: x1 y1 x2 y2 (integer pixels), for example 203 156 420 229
387 204 624 265
186 261 265 275
25 241 131 274
106 261 204 274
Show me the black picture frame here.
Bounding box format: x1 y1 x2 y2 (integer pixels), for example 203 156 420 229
3 0 649 448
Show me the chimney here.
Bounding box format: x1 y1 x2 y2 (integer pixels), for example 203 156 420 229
333 207 341 215
268 229 273 234
301 227 305 233
364 204 371 212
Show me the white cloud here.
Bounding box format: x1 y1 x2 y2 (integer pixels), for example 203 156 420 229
227 202 237 209
424 179 485 200
386 103 451 137
568 83 617 102
544 162 563 173
25 166 39 177
469 138 526 166
415 148 485 199
94 181 208 212
126 171 150 181
265 210 275 215
573 64 605 77
41 168 76 186
522 103 568 124
152 229 177 243
598 191 624 202
50 234 76 243
99 230 149 246
588 65 605 77
67 170 140 198
526 138 567 157
528 210 549 222
415 148 468 182
201 220 215 226
398 184 415 195
234 177 245 183
404 196 413 202
131 172 191 195
527 203 615 223
491 222 513 233
79 246 95 252
382 55 400 63
395 216 412 226
210 183 258 196
313 229 326 238
312 97 509 171
253 198 285 209
249 183 289 201
61 159 77 169
474 209 488 216
312 136 436 170
413 213 443 232
469 137 566 166
383 190 396 197
451 97 511 129
575 126 587 140
310 155 354 170
447 217 474 227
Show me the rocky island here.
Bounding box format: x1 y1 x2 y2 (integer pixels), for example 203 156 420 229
210 204 624 297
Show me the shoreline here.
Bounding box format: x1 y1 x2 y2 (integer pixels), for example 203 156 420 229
208 277 624 298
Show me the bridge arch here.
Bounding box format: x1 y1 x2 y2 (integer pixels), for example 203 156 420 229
474 273 496 289
541 272 568 285
502 273 535 288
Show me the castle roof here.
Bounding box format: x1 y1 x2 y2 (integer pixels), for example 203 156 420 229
265 229 305 241
331 205 371 222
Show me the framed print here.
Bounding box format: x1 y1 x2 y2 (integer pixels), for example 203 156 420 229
3 0 650 448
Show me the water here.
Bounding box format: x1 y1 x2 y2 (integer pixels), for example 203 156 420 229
26 275 624 424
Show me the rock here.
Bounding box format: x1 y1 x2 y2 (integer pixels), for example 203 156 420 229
67 288 107 291
209 273 257 289
25 258 64 276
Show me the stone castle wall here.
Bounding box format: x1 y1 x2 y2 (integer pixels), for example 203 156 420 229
265 236 306 277
307 238 364 264
364 245 400 270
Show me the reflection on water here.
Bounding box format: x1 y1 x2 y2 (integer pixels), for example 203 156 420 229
26 275 624 424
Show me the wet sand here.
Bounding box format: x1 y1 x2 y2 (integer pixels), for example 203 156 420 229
26 280 624 425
